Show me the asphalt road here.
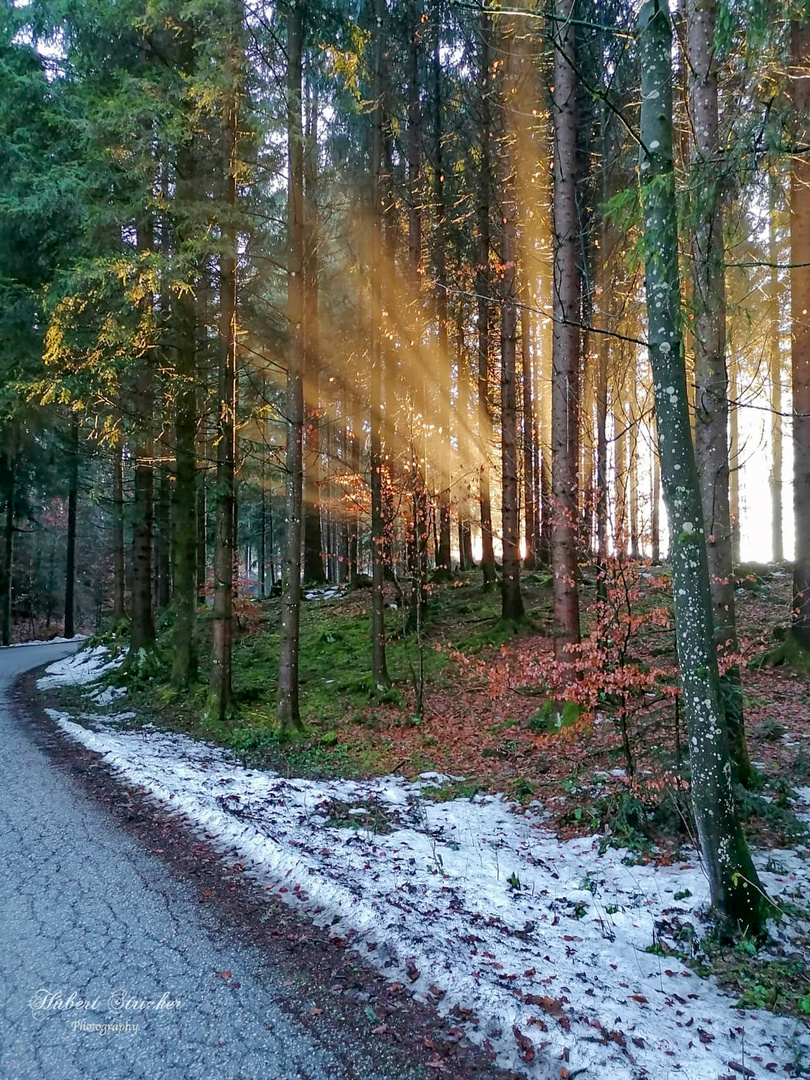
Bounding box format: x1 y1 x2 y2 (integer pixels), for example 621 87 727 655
0 643 411 1080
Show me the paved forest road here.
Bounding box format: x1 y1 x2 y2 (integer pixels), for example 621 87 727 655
0 644 420 1080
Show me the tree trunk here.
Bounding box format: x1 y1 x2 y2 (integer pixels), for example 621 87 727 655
456 300 474 570
155 463 171 611
613 392 628 553
498 21 524 624
432 19 452 578
369 0 389 685
769 171 784 563
638 0 767 933
303 77 326 585
596 296 609 594
550 0 581 650
628 381 640 559
477 8 497 589
0 437 15 646
729 359 741 564
208 3 240 722
521 304 536 569
130 215 156 661
791 19 810 647
171 108 199 687
64 418 79 639
112 435 126 621
688 0 752 784
651 448 661 563
130 446 155 656
278 0 305 730
596 106 613 592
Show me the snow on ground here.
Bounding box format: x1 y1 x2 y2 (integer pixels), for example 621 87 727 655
39 649 809 1079
2 634 87 649
37 645 123 689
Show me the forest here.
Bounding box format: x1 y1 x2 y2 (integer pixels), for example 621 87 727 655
4 0 810 1065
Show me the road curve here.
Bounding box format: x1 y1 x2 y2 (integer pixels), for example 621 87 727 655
0 643 406 1080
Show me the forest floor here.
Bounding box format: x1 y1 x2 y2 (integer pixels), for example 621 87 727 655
35 562 810 1079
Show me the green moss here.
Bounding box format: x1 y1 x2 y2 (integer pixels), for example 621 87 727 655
527 699 583 734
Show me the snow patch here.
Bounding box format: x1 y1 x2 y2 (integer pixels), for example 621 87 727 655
46 713 809 1079
2 634 88 649
37 646 123 689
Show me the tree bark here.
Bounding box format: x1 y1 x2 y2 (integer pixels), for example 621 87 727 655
369 0 389 685
729 359 741 564
498 20 524 624
278 0 306 730
638 0 767 933
432 17 452 578
303 76 326 585
456 301 474 571
791 19 810 647
477 8 497 588
521 304 536 569
0 436 15 646
155 463 171 611
769 171 784 563
171 98 199 687
130 216 156 661
112 434 125 621
550 0 581 649
208 1 240 722
64 418 79 639
688 0 752 783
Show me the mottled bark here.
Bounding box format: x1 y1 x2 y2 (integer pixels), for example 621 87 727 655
550 0 580 649
638 0 767 933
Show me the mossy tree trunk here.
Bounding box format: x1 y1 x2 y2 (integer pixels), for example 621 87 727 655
637 0 768 933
